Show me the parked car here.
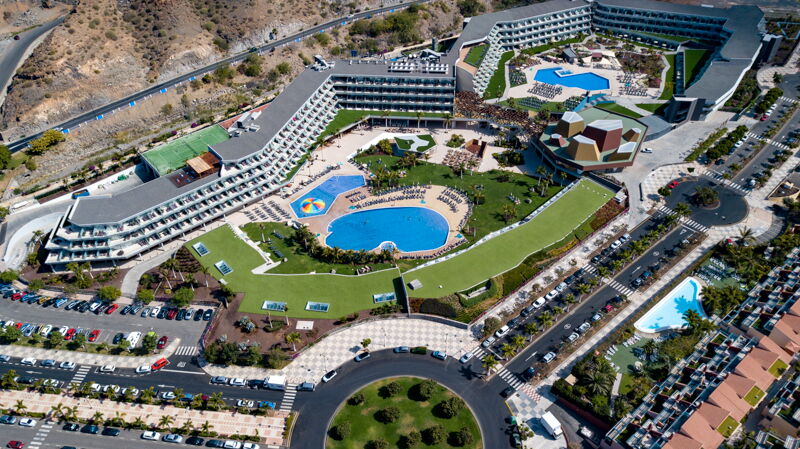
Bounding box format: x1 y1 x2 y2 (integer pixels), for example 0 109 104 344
81 424 99 434
194 309 204 321
20 358 36 366
203 309 214 321
459 352 474 364
531 297 546 309
88 329 100 342
495 325 510 338
431 351 446 360
543 352 557 363
210 376 228 385
481 336 496 348
136 365 152 374
157 336 168 349
297 382 316 392
500 386 515 398
185 436 204 446
577 322 592 334
228 378 246 387
105 304 119 314
0 415 17 424
99 365 116 373
141 431 161 440
393 346 410 353
101 427 120 436
151 358 169 371
63 423 79 431
40 359 56 368
321 370 338 383
163 434 183 443
354 352 371 362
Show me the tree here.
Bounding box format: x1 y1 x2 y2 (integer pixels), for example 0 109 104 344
71 332 87 349
437 397 465 418
368 439 389 449
693 186 718 207
499 203 517 223
501 343 516 358
27 129 65 155
91 411 104 424
737 226 755 246
13 399 27 415
423 425 446 445
329 422 351 440
415 379 438 400
172 287 194 307
161 104 174 115
481 317 501 337
674 202 692 217
137 289 155 304
159 415 174 430
117 338 131 352
0 144 11 169
1 369 18 388
0 270 19 283
404 430 422 448
450 427 474 447
286 332 301 352
376 406 401 423
142 332 158 353
381 381 402 398
361 338 372 351
481 354 498 372
97 286 121 301
658 186 671 197
2 325 22 343
348 393 365 406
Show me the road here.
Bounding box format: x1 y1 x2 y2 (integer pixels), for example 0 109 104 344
0 18 65 113
2 0 427 152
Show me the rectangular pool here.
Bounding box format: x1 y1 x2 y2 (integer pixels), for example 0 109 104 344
634 276 707 333
534 67 610 91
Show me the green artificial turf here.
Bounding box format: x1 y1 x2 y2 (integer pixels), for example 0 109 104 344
596 103 644 118
142 125 230 175
635 102 668 115
684 49 712 87
464 44 488 67
483 51 514 100
326 377 481 449
717 415 739 438
744 386 765 407
768 359 788 378
405 179 612 298
186 225 401 318
659 54 676 100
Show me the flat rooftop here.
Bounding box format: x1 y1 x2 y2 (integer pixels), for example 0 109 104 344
141 125 230 176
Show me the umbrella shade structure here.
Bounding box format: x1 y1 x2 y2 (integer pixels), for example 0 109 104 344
300 197 326 214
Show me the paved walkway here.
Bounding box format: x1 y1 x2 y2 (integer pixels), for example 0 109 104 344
757 44 800 89
0 337 181 369
0 389 286 445
203 318 473 384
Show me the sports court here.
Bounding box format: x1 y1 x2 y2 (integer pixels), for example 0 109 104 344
142 125 230 176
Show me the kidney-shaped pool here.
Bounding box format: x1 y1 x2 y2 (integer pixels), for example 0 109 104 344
325 207 449 253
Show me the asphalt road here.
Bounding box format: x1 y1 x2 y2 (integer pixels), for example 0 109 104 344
0 421 208 449
0 18 65 112
3 0 428 152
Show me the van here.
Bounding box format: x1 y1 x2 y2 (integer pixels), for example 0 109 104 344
126 332 141 348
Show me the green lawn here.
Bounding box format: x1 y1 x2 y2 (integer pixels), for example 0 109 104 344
327 377 481 449
395 134 435 152
636 102 668 115
186 225 402 318
483 51 514 100
638 31 686 43
684 49 712 87
521 35 585 56
659 54 676 100
769 359 789 378
240 222 393 275
744 386 765 407
596 103 643 118
717 415 739 438
464 44 488 67
321 110 447 141
405 179 612 298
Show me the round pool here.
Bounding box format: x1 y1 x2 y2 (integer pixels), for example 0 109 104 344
325 207 449 252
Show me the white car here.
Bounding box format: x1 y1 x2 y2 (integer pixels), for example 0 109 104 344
237 399 254 408
641 147 653 154
610 239 622 249
57 326 69 336
150 306 160 317
620 233 631 242
554 282 568 293
481 336 496 348
567 332 580 343
103 384 120 394
18 418 36 427
90 383 102 393
160 391 176 400
124 387 140 397
243 444 261 449
531 297 546 309
126 332 141 347
39 325 52 336
543 352 557 363
99 364 116 373
136 365 152 374
142 431 161 440
224 441 243 449
228 378 246 387
494 325 510 338
163 434 183 443
545 289 559 300
59 361 76 370
459 352 474 364
20 357 37 366
577 322 592 334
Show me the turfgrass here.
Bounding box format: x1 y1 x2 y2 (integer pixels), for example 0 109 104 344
395 134 435 152
635 102 668 115
142 125 230 175
240 222 393 275
405 179 612 298
717 415 739 438
464 44 488 67
659 54 676 100
326 377 481 449
596 103 643 118
483 51 514 100
744 386 765 407
321 110 447 141
684 49 712 87
769 359 788 378
186 225 401 318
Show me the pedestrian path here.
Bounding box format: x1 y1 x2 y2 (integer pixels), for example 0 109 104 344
279 387 297 412
780 96 798 105
69 365 91 385
28 421 54 449
701 168 748 193
175 345 200 356
745 131 791 150
605 278 634 296
683 218 709 233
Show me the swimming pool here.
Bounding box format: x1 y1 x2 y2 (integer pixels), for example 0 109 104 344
634 277 706 333
534 67 610 91
326 207 449 252
290 175 365 218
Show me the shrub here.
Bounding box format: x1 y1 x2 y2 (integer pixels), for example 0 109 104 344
481 317 501 337
329 422 350 440
412 379 437 401
422 425 446 445
97 286 121 301
437 397 465 418
380 381 402 398
449 427 474 447
419 298 457 317
367 439 389 449
348 393 365 405
402 431 422 448
376 406 401 423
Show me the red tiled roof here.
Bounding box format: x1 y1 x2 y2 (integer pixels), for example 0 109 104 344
664 431 703 449
708 383 750 421
680 412 725 449
734 356 777 391
757 336 793 362
696 402 730 428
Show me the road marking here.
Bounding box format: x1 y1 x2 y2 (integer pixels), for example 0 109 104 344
174 345 200 356
158 369 206 375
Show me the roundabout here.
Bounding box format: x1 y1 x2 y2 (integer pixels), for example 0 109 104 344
291 349 511 449
664 178 749 227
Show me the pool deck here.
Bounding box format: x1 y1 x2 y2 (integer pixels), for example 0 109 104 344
506 60 661 103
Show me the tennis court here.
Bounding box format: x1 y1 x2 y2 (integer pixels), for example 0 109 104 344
143 125 230 175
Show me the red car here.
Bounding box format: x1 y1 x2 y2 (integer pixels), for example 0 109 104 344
151 358 169 371
603 304 613 313
13 322 22 329
88 329 101 342
760 114 769 121
166 309 178 320
7 441 24 449
64 328 77 341
11 293 22 301
105 304 119 315
667 181 679 189
157 336 168 349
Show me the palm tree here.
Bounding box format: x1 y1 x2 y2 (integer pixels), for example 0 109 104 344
737 226 755 246
286 332 301 352
172 388 184 404
500 203 517 223
198 265 210 288
673 202 692 217
683 309 703 331
583 369 614 396
50 403 64 421
200 421 213 434
563 293 576 305
132 417 146 430
91 411 104 424
576 283 590 296
511 334 526 350
209 392 225 410
1 369 18 388
140 387 156 404
538 311 554 328
597 266 609 278
416 111 423 129
611 259 623 272
481 355 498 372
552 306 564 316
64 406 79 423
443 112 453 129
523 322 538 336
180 419 194 435
159 415 175 430
13 400 27 415
642 339 657 360
111 411 127 427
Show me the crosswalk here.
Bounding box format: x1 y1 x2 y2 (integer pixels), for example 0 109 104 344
605 278 634 296
174 345 200 356
746 131 791 150
495 365 541 402
780 96 798 105
28 421 54 449
279 387 297 412
70 365 91 386
702 169 748 193
683 218 709 233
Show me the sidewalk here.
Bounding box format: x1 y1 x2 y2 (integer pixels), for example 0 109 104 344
0 389 286 445
757 44 800 89
0 337 181 369
203 318 473 384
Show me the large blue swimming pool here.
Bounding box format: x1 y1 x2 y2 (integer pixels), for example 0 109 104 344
326 207 449 252
290 175 365 218
534 67 610 91
634 277 706 333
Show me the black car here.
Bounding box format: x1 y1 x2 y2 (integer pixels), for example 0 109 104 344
203 309 214 321
186 436 204 446
81 424 99 434
521 367 536 381
120 305 131 315
101 427 120 436
206 440 224 448
157 308 168 319
591 255 602 264
63 423 79 431
500 386 515 398
16 377 36 385
112 333 124 344
247 379 265 389
194 309 204 321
